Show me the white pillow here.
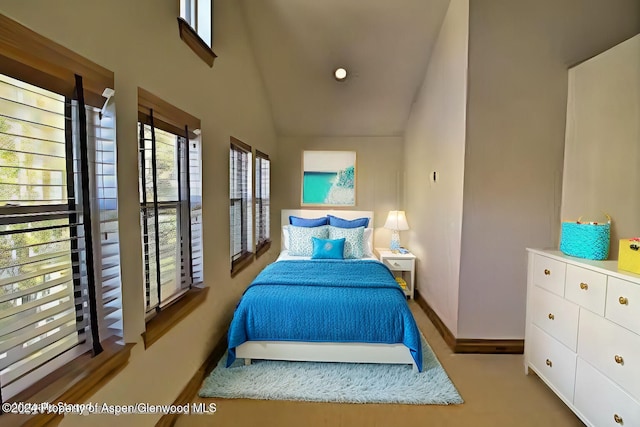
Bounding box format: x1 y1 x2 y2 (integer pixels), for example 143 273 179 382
363 228 373 257
282 226 290 250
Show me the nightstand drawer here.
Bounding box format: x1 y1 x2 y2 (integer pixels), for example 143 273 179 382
384 258 413 271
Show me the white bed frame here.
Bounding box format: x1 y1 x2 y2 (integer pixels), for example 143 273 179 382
235 209 417 369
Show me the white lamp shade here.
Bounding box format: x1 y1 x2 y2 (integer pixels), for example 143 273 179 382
384 210 409 231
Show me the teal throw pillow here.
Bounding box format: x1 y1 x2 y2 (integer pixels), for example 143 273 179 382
311 237 345 259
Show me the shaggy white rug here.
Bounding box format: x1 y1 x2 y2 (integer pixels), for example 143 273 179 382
199 335 463 405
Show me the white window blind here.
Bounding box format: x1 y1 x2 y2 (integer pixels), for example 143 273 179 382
138 118 202 316
0 74 122 400
254 150 270 256
85 105 122 341
230 138 252 273
189 140 203 287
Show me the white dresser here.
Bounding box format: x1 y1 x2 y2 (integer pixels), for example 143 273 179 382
525 249 640 427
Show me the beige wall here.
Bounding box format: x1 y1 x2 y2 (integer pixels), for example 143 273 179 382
276 136 404 247
0 0 278 424
404 0 468 337
457 0 640 339
561 34 640 259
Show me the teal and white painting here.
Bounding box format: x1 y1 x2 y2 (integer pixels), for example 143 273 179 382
302 151 356 206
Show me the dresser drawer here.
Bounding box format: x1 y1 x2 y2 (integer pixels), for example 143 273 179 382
529 325 577 402
532 286 579 351
564 264 607 315
578 309 640 401
606 276 640 335
383 258 413 271
575 358 640 427
533 254 567 296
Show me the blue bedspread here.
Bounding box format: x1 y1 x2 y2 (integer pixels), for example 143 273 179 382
227 259 423 371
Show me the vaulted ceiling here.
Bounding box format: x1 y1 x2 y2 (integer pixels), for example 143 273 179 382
241 0 451 137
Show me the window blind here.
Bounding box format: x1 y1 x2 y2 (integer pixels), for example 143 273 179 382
230 138 252 273
188 139 203 286
0 74 122 400
254 150 270 257
85 104 122 341
139 115 201 315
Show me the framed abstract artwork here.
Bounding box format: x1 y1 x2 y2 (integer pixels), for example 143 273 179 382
301 151 356 206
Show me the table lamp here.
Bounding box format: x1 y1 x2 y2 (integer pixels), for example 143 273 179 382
384 210 409 251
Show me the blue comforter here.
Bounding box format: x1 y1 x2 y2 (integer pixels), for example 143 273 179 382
227 259 423 371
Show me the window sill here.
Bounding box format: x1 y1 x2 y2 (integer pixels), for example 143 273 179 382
142 286 210 349
231 252 254 278
256 240 272 258
3 337 134 427
177 18 217 67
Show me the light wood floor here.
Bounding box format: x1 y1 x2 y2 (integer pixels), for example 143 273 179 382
175 302 584 427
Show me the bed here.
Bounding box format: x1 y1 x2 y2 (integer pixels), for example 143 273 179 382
227 209 423 371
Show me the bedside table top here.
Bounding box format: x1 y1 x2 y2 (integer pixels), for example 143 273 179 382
375 248 416 259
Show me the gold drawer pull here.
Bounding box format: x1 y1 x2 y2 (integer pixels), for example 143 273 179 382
614 414 623 424
393 262 401 267
545 359 552 367
615 355 624 365
548 313 555 320
580 282 589 290
544 269 551 276
619 296 629 305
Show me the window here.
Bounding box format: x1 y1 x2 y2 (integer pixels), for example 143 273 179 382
180 0 212 47
0 73 121 400
138 90 202 318
230 137 252 275
178 0 217 67
254 150 270 257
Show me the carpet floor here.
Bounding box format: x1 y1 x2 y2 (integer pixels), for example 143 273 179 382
199 335 462 405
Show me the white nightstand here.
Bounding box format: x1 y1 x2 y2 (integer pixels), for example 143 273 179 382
375 248 416 299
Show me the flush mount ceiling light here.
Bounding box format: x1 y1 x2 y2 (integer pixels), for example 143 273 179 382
334 67 347 81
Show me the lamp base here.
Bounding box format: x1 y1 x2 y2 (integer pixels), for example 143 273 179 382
390 230 401 251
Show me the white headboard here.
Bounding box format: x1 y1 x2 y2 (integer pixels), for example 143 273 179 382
280 209 375 252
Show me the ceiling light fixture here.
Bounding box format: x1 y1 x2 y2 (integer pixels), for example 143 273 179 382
334 67 347 81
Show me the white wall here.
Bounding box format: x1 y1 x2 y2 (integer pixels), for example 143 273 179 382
0 1 278 425
404 0 469 336
561 34 640 259
457 0 640 339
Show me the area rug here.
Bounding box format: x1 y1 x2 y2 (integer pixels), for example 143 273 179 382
199 335 463 405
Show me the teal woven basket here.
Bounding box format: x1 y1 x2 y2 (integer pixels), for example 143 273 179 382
560 217 611 260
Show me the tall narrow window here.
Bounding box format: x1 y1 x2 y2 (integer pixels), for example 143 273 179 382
254 150 270 257
138 95 202 318
180 0 212 47
230 137 252 275
0 73 121 400
177 0 216 67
